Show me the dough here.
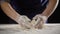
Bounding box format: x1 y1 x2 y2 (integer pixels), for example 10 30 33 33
17 15 47 30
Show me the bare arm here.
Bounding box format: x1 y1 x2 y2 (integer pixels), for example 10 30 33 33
0 1 21 23
32 0 59 29
41 0 59 18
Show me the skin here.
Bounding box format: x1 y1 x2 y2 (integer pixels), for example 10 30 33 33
0 2 20 23
41 0 57 17
34 0 58 29
0 0 58 29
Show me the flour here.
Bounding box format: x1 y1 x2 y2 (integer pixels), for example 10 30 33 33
17 15 47 30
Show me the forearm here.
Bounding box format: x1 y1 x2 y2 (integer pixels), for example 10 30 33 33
41 0 58 18
0 1 21 23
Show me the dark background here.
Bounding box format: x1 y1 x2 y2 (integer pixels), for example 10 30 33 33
0 2 60 24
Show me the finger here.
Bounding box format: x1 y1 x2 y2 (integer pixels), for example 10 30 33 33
22 15 31 22
34 18 44 29
35 21 44 29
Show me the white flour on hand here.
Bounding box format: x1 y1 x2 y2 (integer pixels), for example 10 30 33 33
17 15 47 30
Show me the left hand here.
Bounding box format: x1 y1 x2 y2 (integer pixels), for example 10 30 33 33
32 14 47 29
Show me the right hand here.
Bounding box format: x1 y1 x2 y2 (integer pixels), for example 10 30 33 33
17 15 32 29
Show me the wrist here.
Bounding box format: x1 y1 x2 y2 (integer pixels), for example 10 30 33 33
38 14 48 19
15 15 21 23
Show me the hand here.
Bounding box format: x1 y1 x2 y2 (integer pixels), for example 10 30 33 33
17 15 32 29
32 14 47 29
